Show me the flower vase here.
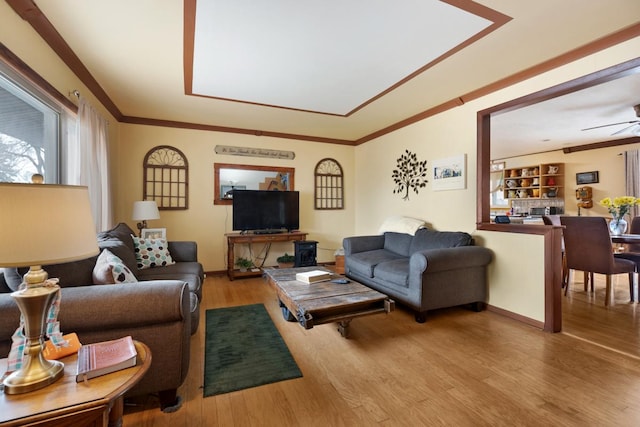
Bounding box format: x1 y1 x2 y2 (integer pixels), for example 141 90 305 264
609 218 628 236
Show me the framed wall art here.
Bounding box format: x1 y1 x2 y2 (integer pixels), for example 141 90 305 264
576 171 599 185
432 154 466 191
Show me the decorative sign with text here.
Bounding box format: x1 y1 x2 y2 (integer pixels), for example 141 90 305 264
215 145 295 160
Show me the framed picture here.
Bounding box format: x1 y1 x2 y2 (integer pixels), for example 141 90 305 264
141 228 166 239
432 154 467 191
576 171 599 185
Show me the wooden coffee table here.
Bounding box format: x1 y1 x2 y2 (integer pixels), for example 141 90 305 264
263 266 394 338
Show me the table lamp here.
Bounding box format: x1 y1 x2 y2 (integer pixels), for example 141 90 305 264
132 200 160 236
0 183 99 394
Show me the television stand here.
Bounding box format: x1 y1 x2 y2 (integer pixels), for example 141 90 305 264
253 229 285 235
225 231 308 280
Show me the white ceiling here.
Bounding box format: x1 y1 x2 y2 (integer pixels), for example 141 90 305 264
191 0 492 115
25 0 640 154
491 71 640 159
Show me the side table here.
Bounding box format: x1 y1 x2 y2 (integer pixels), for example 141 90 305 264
0 340 151 427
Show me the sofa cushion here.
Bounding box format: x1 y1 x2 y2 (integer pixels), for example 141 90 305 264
383 232 413 257
374 259 410 288
97 240 138 272
132 236 176 269
409 228 472 254
97 223 139 272
97 223 136 253
93 249 138 284
348 249 404 278
0 270 12 293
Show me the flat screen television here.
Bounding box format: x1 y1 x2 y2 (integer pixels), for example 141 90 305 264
232 190 299 233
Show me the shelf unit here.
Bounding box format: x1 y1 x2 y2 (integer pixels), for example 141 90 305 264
503 163 563 200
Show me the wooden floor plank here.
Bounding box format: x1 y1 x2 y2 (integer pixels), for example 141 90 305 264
122 273 640 426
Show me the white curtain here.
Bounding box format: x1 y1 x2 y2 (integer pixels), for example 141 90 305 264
625 149 640 218
68 97 113 232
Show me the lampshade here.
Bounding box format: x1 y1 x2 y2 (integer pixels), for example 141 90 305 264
132 200 160 221
0 183 99 394
0 183 99 267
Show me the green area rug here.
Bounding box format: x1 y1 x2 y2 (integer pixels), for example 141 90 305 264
203 303 302 397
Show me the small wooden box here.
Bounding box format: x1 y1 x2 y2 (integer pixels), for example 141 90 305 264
335 255 345 274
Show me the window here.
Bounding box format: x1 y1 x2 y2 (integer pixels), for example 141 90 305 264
0 65 62 183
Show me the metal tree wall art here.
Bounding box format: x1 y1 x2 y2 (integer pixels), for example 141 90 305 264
392 150 428 201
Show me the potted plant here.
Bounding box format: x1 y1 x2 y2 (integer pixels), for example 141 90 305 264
235 257 253 272
276 253 295 268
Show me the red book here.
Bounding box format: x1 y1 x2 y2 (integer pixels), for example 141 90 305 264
75 336 137 382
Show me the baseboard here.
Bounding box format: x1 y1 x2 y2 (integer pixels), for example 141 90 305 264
486 304 545 330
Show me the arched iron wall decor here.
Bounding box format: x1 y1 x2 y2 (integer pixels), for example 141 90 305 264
314 158 344 210
143 145 189 209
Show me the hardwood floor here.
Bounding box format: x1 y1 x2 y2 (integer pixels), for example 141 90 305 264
123 274 640 426
562 271 640 359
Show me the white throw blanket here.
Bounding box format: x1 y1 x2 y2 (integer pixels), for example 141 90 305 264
378 216 426 236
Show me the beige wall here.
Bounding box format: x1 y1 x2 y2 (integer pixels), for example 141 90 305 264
0 1 121 173
355 37 640 322
117 125 355 271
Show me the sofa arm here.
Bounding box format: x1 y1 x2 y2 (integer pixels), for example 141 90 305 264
410 246 492 275
0 280 190 357
58 281 189 332
343 235 385 255
168 241 198 263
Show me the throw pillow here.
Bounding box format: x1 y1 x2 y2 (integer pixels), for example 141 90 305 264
131 235 175 269
93 249 138 284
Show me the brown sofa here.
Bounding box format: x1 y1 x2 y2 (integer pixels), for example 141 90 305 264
0 223 204 411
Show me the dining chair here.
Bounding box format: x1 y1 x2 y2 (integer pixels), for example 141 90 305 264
560 216 635 305
625 216 640 251
542 215 569 290
613 216 640 301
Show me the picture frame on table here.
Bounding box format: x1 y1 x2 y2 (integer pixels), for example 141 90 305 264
141 228 166 239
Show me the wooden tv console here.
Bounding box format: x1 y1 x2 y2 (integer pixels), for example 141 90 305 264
225 231 308 280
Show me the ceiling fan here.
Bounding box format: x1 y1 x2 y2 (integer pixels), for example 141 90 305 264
581 103 640 136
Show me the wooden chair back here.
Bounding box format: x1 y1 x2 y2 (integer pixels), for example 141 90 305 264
560 216 619 274
627 216 640 252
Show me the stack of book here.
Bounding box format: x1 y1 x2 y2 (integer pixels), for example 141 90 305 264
295 270 332 284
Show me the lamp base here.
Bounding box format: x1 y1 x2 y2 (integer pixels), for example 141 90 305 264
2 284 65 394
3 358 64 394
136 220 148 237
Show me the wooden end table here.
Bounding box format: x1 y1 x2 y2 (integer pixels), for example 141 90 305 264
0 340 151 427
264 266 394 338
